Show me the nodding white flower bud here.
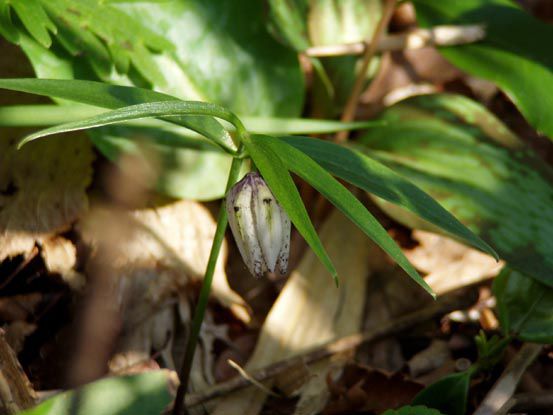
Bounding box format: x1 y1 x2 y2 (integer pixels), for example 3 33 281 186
226 172 291 278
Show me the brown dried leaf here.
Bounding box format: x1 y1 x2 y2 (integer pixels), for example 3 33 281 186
405 230 503 295
0 293 42 322
4 321 36 354
0 135 93 261
80 200 247 390
212 210 374 415
324 364 423 415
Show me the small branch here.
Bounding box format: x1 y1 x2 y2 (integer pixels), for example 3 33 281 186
185 290 476 408
474 343 543 415
510 391 553 412
0 329 36 414
305 25 485 58
336 0 397 142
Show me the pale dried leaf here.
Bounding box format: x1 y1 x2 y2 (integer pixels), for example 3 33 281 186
405 230 503 295
0 135 93 261
80 200 247 392
41 236 84 289
212 210 373 415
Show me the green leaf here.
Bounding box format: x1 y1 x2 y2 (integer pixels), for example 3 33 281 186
281 136 498 260
0 1 20 43
493 267 553 343
266 0 382 114
359 93 553 288
382 406 445 415
20 371 171 415
251 134 433 296
413 0 553 138
6 0 56 47
0 104 382 134
243 135 338 284
0 78 234 152
45 0 171 82
412 371 472 415
116 0 304 117
16 101 244 150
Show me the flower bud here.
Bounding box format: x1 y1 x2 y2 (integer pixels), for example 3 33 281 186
226 172 291 278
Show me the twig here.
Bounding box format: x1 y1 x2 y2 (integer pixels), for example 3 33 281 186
336 0 396 142
227 359 281 398
185 290 476 408
305 25 485 57
510 391 553 412
0 329 36 414
474 343 543 415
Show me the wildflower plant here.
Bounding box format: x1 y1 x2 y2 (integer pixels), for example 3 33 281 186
0 78 497 410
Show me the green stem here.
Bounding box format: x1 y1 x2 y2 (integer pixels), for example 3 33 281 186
173 152 245 415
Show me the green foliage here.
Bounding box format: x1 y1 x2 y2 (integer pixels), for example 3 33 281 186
0 0 305 199
243 134 338 283
282 136 497 259
359 93 553 288
412 371 472 415
252 134 431 293
21 372 171 415
0 79 496 290
493 267 553 343
474 331 510 371
382 406 444 415
267 0 382 113
413 0 553 138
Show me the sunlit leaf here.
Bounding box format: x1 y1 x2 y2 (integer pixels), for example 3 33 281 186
17 101 243 150
20 371 171 415
0 78 235 151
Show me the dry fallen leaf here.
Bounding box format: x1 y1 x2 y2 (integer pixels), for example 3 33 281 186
41 236 84 289
79 200 248 391
324 363 423 414
0 134 93 261
212 209 374 415
404 230 503 295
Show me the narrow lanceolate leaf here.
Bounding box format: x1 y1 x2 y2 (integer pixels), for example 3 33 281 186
0 104 382 135
281 136 498 260
243 136 338 284
250 134 433 296
0 78 234 150
17 101 243 150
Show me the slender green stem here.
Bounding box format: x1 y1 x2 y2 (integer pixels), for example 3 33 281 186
173 151 245 415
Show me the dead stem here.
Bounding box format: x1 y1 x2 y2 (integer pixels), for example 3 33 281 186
185 289 476 408
336 0 396 143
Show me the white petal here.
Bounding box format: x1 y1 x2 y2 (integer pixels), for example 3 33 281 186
253 178 283 273
227 179 266 277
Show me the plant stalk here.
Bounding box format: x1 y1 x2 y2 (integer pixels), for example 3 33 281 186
172 152 244 415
